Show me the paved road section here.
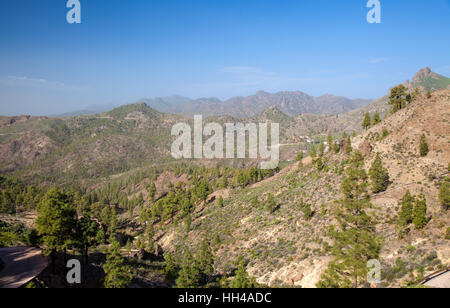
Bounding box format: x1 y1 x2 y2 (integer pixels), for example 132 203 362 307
0 247 49 288
424 271 450 288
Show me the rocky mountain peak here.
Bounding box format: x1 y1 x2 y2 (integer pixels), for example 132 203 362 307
412 67 436 83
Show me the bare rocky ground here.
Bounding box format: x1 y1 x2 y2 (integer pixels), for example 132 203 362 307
151 90 449 288
0 247 49 288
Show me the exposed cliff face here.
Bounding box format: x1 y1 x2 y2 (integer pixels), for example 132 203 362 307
412 67 437 84
405 67 450 92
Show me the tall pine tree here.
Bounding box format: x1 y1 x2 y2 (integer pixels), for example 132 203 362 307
103 239 133 288
369 153 390 193
419 134 429 157
362 112 371 130
413 194 428 230
317 151 382 288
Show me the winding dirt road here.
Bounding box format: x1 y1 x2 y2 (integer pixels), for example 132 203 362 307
0 247 49 288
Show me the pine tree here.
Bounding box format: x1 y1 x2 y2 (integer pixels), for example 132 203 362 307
310 145 317 158
265 194 278 213
109 207 117 237
439 180 450 211
299 199 313 221
217 196 224 208
196 239 214 277
362 112 371 130
318 143 325 157
419 134 429 157
317 151 382 288
397 191 414 227
95 229 106 245
333 142 340 154
184 214 192 232
372 112 381 126
382 127 389 139
220 176 229 189
35 188 77 270
413 194 428 230
103 239 132 288
316 157 324 171
230 257 256 288
125 239 132 256
164 252 179 282
175 249 201 288
327 132 333 149
182 199 193 217
75 216 99 265
388 84 408 113
368 153 390 193
345 136 352 155
148 183 156 201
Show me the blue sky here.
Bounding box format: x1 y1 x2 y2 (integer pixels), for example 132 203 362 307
0 0 449 115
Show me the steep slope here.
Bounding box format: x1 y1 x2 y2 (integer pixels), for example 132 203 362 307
406 67 450 92
348 67 450 124
153 90 449 288
0 103 185 184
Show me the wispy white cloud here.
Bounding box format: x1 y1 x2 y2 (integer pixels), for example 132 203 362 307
0 76 83 91
369 57 389 64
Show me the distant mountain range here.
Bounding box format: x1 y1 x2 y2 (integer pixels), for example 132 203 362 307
0 67 448 184
142 67 449 118
55 67 449 119
140 91 373 118
54 104 118 118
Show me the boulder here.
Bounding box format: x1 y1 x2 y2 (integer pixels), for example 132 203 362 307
339 139 349 153
359 140 373 157
133 249 151 262
154 244 164 259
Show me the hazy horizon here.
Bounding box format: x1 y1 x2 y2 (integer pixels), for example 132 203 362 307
1 0 449 116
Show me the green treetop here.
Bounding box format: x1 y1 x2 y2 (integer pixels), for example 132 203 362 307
439 180 450 211
103 239 133 288
369 153 390 193
362 112 371 130
419 134 429 157
317 151 382 288
175 249 201 288
372 112 381 126
388 84 408 113
230 257 257 288
412 194 428 230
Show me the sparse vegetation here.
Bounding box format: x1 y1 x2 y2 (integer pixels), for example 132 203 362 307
103 238 133 288
362 112 371 130
438 180 450 211
388 84 408 113
412 194 429 230
317 151 382 288
369 153 390 193
419 134 429 157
